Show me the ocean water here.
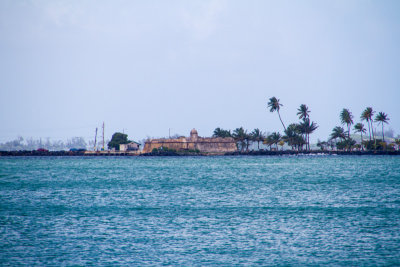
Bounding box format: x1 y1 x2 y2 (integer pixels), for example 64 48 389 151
0 155 399 266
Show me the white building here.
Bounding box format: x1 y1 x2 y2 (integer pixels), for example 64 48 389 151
119 142 141 152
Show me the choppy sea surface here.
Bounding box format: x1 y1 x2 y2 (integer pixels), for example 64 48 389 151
0 155 399 266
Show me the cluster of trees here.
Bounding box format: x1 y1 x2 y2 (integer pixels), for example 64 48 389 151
327 107 395 151
213 98 319 152
214 97 398 152
268 98 318 151
213 127 267 152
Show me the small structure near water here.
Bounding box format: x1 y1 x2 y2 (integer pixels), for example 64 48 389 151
142 129 237 154
119 142 140 152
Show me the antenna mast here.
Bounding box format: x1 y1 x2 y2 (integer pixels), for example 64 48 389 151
102 122 105 151
94 127 98 151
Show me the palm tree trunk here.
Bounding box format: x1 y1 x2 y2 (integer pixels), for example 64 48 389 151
361 132 364 151
277 110 286 131
382 124 385 142
370 120 375 141
367 119 371 141
348 124 351 139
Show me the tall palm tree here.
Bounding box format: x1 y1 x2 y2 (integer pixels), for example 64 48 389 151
361 107 375 141
354 123 366 150
375 112 390 142
297 104 310 120
268 97 286 131
299 118 318 151
340 108 354 138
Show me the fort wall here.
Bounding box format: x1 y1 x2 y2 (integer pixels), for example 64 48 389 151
142 129 237 154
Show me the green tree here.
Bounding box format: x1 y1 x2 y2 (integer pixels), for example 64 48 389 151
283 124 297 150
233 127 247 152
375 112 390 142
336 138 356 151
268 97 286 131
340 108 354 138
297 104 310 120
283 123 305 151
108 132 130 150
330 126 346 144
299 118 318 151
244 132 252 152
361 107 375 141
251 128 265 150
263 134 273 150
354 123 366 150
212 127 232 138
269 132 282 150
316 140 328 151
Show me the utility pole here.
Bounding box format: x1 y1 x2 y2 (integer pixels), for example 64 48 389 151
94 127 98 151
169 128 170 138
102 122 105 151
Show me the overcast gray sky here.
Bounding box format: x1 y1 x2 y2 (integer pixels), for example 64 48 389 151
1 0 399 143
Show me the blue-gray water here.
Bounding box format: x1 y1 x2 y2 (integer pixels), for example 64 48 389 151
1 156 400 266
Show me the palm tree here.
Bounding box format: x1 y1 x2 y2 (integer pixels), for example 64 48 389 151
283 124 299 150
263 134 273 151
268 97 286 131
299 118 318 151
233 127 247 152
244 133 252 152
354 123 366 150
340 108 354 138
297 104 310 120
251 128 265 150
330 126 346 142
375 112 390 142
361 107 375 141
269 132 281 150
213 128 231 138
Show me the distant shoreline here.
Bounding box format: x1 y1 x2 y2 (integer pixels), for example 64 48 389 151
1 150 400 157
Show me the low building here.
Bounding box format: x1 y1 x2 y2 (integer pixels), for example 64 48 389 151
119 142 141 152
142 129 237 154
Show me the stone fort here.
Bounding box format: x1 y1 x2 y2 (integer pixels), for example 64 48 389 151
142 129 237 154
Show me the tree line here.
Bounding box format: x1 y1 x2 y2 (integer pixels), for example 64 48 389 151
213 97 318 152
325 107 395 151
213 97 399 152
